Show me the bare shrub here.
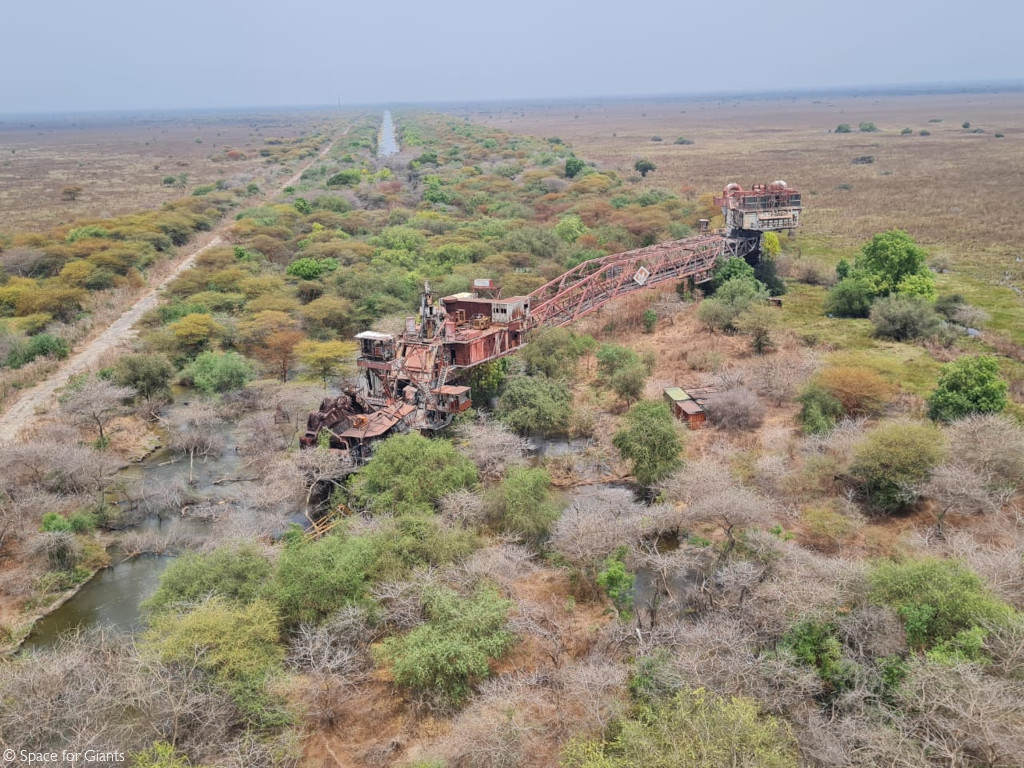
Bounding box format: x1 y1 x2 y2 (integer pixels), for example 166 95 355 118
440 489 487 527
792 259 836 286
460 543 539 592
287 606 377 727
431 663 628 768
59 376 136 444
836 604 907 659
551 487 652 573
667 462 770 552
454 416 530 480
371 578 430 631
895 660 1024 768
953 304 991 330
166 402 225 484
947 413 1024 492
705 387 765 431
750 354 818 406
0 629 236 765
930 531 1024 609
921 461 1009 525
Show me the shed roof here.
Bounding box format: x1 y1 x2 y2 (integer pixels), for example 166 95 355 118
664 387 690 402
679 400 705 415
355 331 394 341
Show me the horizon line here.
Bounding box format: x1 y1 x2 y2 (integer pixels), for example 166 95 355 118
1 79 1022 120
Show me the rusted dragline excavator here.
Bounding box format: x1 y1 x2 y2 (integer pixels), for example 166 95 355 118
301 181 802 459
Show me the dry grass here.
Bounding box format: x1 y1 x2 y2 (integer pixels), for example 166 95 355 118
0 109 338 232
462 92 1024 280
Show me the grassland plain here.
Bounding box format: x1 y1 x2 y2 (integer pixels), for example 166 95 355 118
0 109 337 232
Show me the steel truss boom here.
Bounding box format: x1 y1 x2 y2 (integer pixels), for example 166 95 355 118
528 234 725 329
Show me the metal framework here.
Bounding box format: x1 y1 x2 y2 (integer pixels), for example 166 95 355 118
529 235 723 328
301 180 803 453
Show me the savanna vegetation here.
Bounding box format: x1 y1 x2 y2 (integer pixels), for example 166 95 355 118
2 99 1023 768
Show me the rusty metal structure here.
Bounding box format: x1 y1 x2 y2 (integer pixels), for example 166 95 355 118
301 181 801 456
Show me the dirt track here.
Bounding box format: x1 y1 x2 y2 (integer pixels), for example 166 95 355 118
0 134 341 442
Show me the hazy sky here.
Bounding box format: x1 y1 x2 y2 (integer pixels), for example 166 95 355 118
2 0 1021 113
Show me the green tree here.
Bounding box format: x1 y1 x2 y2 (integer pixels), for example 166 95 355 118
468 358 508 402
855 229 930 297
144 544 273 614
293 197 312 214
835 123 852 133
484 467 560 542
271 533 376 626
760 231 781 257
498 375 572 436
712 257 757 290
110 352 174 401
376 585 515 709
824 277 873 318
286 257 338 279
326 169 362 187
354 433 477 515
610 362 649 405
927 355 1008 422
634 159 656 177
735 304 777 355
143 597 286 728
613 400 683 487
564 156 585 179
850 421 946 514
895 272 937 300
869 558 1014 650
597 547 635 620
185 351 253 395
297 339 356 387
562 689 799 768
521 328 594 378
798 384 844 435
642 309 658 333
596 343 641 378
754 256 786 296
555 213 587 244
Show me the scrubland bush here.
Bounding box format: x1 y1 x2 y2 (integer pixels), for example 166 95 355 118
353 432 477 515
870 295 941 340
484 467 559 542
375 585 515 709
850 421 945 513
817 365 895 415
562 688 799 768
498 375 572 436
613 400 683 487
706 387 765 431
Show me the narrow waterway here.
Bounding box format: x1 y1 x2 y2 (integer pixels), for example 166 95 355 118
378 110 399 157
21 392 305 650
21 556 173 650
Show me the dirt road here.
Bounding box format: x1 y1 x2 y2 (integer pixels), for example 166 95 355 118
0 133 341 442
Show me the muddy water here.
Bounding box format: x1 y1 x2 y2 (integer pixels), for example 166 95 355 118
22 393 301 649
378 110 399 157
22 556 172 650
